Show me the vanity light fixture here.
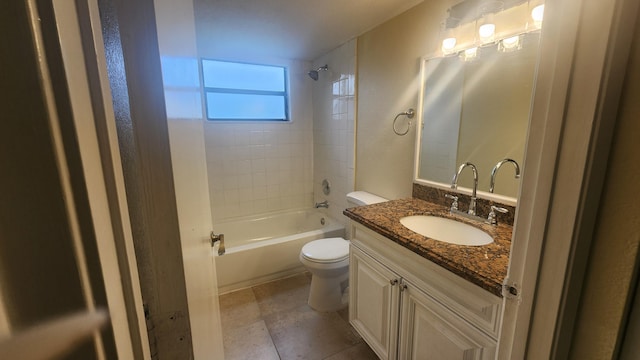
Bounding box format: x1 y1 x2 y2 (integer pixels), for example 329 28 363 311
478 17 496 44
442 37 457 53
527 0 545 30
437 0 542 56
440 17 459 55
530 4 545 29
477 1 503 45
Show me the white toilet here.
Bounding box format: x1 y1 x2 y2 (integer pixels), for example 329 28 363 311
299 191 387 312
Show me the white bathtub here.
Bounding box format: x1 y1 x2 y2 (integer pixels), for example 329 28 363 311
213 209 345 294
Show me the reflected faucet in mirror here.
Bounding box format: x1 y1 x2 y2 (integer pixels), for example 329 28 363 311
451 162 478 215
490 159 521 193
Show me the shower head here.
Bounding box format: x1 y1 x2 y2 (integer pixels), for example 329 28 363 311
308 65 328 80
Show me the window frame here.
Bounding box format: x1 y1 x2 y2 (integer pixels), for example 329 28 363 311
201 59 290 122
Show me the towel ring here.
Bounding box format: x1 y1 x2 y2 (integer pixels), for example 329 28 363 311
393 108 415 136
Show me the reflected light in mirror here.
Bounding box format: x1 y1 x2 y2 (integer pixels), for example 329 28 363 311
499 35 521 52
461 47 478 61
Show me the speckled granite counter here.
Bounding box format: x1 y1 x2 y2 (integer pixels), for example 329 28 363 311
344 198 512 297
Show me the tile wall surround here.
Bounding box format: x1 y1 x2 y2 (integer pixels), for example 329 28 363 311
204 44 357 224
205 60 314 221
412 183 516 226
312 40 357 235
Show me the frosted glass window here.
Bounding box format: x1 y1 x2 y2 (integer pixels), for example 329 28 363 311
202 59 289 121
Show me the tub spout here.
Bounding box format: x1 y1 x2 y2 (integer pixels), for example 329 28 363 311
210 232 225 255
315 200 329 208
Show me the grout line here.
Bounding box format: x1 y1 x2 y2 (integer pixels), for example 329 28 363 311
250 283 281 360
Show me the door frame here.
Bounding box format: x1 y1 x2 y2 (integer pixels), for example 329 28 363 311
51 0 151 357
498 0 640 358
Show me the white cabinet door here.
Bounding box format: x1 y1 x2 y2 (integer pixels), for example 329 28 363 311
350 245 401 360
398 281 496 360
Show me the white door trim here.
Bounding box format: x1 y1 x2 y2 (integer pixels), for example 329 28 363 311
498 0 640 358
52 0 152 358
153 0 225 357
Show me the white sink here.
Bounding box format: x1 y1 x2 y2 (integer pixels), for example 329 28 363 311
400 215 494 246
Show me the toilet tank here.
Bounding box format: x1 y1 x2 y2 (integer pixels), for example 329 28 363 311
346 191 388 207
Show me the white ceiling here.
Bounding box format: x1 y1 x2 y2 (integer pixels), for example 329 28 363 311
194 0 425 61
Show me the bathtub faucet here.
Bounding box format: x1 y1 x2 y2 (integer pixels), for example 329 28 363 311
315 200 329 208
210 231 226 255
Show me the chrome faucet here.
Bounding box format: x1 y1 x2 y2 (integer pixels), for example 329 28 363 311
446 162 511 226
451 162 478 215
489 159 521 193
315 200 329 208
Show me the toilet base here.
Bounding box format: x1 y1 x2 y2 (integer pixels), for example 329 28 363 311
307 273 349 312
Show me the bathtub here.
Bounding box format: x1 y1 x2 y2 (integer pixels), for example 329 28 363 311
213 209 345 294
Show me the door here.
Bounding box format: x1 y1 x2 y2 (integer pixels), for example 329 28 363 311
0 0 149 357
166 120 224 359
154 0 225 358
349 245 401 360
498 0 640 358
398 281 496 360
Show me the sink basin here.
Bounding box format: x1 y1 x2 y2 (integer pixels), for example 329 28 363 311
400 215 493 246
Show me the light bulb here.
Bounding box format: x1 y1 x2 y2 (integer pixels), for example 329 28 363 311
531 4 544 29
479 23 496 43
442 37 457 53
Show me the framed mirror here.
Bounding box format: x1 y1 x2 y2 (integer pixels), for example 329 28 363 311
414 32 540 205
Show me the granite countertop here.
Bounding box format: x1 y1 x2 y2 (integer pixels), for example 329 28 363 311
343 198 512 297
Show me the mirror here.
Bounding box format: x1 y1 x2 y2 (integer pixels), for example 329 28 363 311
415 32 540 203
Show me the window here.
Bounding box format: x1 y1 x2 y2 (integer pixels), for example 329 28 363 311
202 59 289 121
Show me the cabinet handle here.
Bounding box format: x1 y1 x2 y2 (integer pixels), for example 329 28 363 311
400 283 408 292
390 279 399 286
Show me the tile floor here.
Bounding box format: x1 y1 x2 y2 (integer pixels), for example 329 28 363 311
219 273 379 360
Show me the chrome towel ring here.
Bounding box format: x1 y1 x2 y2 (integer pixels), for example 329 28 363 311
393 108 415 136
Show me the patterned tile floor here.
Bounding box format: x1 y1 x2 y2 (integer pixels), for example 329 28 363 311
219 273 378 360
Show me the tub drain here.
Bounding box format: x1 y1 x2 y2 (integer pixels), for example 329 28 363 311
320 217 325 225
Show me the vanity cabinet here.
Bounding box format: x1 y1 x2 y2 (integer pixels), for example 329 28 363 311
349 224 501 360
350 245 400 359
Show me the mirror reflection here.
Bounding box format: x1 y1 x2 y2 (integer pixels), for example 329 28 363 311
417 32 540 199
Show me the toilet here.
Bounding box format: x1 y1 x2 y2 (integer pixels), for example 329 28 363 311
299 191 388 312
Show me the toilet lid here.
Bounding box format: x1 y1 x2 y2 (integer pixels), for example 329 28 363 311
301 238 349 263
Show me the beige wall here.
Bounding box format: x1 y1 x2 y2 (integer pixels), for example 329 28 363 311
355 1 449 200
568 17 640 359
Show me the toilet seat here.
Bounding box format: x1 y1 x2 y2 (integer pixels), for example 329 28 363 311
301 238 349 264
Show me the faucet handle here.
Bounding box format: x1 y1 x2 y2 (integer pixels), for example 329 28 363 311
487 206 509 225
444 194 459 212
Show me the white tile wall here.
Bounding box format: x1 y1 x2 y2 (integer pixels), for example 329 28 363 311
312 40 357 231
203 45 356 224
205 60 314 221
